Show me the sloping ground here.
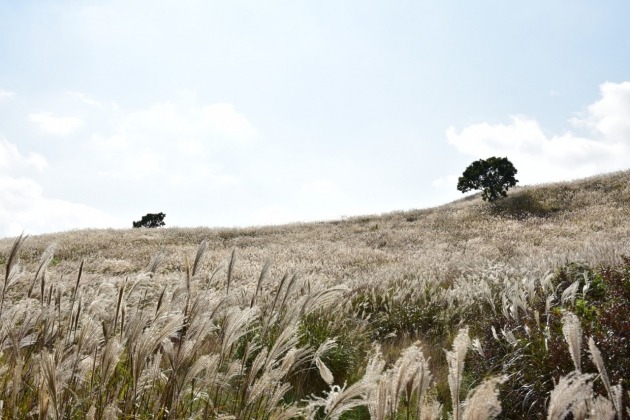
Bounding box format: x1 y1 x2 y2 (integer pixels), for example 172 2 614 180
0 169 629 418
5 170 630 286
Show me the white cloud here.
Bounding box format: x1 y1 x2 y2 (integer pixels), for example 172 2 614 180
92 100 255 181
2 94 257 235
0 89 14 101
245 179 360 226
28 112 83 136
573 81 630 142
202 103 256 141
0 137 47 171
0 138 122 238
0 175 123 237
247 204 296 226
432 174 458 188
442 81 630 186
66 91 102 106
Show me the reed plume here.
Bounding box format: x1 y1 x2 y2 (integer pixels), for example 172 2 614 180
562 311 582 371
446 327 470 420
461 375 507 420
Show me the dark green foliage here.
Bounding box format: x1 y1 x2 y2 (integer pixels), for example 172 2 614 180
351 287 448 342
133 212 166 228
581 257 630 381
469 304 573 418
457 157 518 202
296 310 370 398
467 258 630 419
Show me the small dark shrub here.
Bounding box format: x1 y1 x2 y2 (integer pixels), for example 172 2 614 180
133 212 166 228
489 191 563 220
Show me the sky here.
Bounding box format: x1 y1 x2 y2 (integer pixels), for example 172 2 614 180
1 0 630 238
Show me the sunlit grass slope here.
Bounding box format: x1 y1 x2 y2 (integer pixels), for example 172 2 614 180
1 170 629 419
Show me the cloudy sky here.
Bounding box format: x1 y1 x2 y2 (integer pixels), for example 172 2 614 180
1 1 630 237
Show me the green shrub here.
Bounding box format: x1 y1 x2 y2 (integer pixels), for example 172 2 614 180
351 287 447 342
489 190 564 219
133 212 166 228
295 310 370 399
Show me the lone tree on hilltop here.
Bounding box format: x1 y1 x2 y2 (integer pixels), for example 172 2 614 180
457 157 518 202
133 212 166 228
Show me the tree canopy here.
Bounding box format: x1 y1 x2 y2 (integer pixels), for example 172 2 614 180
457 157 518 202
133 212 166 228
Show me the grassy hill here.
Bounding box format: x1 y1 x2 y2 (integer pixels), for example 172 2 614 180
1 170 629 419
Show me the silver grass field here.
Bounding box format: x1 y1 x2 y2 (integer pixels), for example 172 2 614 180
1 170 630 419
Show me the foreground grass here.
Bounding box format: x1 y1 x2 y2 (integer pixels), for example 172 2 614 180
1 170 630 418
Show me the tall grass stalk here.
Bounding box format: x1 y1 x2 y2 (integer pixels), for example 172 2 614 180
0 170 629 418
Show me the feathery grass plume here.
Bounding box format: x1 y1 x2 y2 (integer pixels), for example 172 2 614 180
408 345 433 420
300 287 347 317
561 280 580 307
461 375 507 420
146 251 164 275
421 400 442 420
102 402 120 420
446 326 470 420
471 338 484 358
251 261 271 308
590 396 616 420
268 405 305 420
226 248 236 294
39 350 61 420
241 347 269 405
244 362 294 418
547 371 594 420
370 378 388 420
279 273 300 313
27 242 56 298
192 239 208 278
170 352 218 415
308 345 385 420
112 281 125 338
2 298 42 356
611 385 624 420
76 309 101 355
11 355 24 412
545 294 556 317
306 383 368 420
264 323 300 371
2 233 27 317
540 272 555 294
266 272 290 318
393 343 424 417
86 405 96 420
263 382 294 416
314 338 337 385
71 260 83 304
587 336 621 417
130 312 184 400
372 341 433 420
155 285 167 317
99 337 123 392
220 306 259 357
562 311 582 371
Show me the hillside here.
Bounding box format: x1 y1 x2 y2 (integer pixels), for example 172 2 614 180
1 170 629 419
5 170 630 282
